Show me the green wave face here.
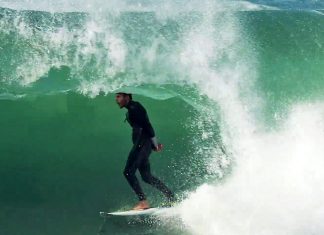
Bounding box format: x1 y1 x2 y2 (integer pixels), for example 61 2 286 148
0 2 324 235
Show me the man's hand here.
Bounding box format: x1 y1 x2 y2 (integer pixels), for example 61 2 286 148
154 143 163 152
151 137 163 152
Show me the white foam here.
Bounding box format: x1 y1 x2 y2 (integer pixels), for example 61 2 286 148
0 0 275 90
177 103 324 235
0 0 278 13
0 13 127 89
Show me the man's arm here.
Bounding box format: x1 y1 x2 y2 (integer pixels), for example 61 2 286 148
134 103 160 150
140 109 155 139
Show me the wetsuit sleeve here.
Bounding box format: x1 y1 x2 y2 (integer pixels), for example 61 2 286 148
142 113 159 148
135 104 156 138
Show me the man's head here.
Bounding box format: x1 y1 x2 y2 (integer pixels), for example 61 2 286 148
115 92 132 108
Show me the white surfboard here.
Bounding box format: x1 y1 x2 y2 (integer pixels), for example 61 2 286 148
100 207 171 217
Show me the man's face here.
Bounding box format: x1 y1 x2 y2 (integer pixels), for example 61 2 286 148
115 93 129 108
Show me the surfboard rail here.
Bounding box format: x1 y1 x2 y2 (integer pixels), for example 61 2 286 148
100 207 171 217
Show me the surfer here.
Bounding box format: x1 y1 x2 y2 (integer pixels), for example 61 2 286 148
115 92 175 210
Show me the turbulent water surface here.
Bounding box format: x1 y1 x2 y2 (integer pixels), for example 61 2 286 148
0 0 324 235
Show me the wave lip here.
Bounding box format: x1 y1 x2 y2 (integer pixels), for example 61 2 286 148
0 0 278 13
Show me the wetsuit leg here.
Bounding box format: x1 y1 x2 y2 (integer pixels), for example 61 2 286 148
139 140 175 201
123 140 150 201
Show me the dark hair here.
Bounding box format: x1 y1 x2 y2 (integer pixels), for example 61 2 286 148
116 92 132 100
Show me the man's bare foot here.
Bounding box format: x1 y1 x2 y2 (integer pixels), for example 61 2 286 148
132 200 150 210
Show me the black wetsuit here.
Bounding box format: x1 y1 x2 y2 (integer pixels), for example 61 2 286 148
123 100 174 201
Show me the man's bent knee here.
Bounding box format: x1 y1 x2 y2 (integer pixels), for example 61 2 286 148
141 174 153 184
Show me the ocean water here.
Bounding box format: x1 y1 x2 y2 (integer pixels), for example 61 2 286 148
0 0 324 234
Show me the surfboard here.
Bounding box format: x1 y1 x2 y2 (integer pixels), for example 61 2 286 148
100 207 171 217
